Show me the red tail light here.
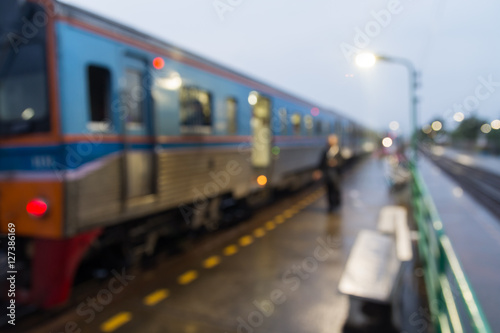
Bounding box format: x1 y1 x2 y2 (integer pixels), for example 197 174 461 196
26 198 48 218
153 57 165 70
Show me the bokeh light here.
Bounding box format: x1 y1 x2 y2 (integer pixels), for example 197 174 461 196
355 53 376 68
491 119 500 130
453 112 464 122
21 108 35 120
248 91 258 106
311 107 320 117
304 116 313 130
362 142 375 152
431 121 442 131
481 123 492 134
257 175 267 186
422 124 432 134
26 198 48 218
382 137 393 148
157 72 182 90
153 57 165 70
389 121 399 131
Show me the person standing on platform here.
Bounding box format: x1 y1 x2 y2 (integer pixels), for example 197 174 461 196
314 134 343 212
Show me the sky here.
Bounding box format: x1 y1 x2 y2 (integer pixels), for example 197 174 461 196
61 0 500 135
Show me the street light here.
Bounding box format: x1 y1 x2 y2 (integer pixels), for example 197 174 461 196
355 53 377 68
355 52 419 165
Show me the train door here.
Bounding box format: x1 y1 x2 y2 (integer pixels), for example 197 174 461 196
122 56 156 203
251 95 272 168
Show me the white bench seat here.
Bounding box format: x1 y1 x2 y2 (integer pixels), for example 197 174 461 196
338 230 400 303
339 206 412 303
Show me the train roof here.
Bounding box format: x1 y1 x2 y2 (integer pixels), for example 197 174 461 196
54 0 364 128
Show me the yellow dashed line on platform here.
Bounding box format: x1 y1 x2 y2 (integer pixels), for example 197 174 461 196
253 227 266 238
265 221 276 230
97 193 328 331
178 270 198 285
274 215 285 224
239 235 254 247
143 289 169 306
223 244 239 256
100 312 132 332
203 255 221 269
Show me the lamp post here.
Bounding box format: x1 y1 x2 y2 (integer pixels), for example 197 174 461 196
355 53 419 165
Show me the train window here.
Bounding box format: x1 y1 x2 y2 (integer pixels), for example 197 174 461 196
180 86 213 134
227 97 237 135
315 120 322 135
335 120 342 135
87 66 111 129
291 113 301 135
0 3 50 136
304 115 313 135
0 43 49 135
279 108 287 135
124 68 145 127
324 121 331 135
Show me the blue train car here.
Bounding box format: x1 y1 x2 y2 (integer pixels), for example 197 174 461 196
0 0 372 308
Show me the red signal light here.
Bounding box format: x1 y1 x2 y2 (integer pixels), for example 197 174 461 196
153 57 165 70
26 198 48 218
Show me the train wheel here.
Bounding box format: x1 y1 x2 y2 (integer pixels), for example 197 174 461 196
186 197 222 232
205 197 222 231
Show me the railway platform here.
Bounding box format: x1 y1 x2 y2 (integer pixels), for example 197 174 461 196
418 154 500 332
16 156 425 333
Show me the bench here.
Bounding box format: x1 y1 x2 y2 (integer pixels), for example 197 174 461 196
338 205 413 329
378 206 412 262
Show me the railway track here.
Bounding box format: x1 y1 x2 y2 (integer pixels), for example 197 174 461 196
423 149 500 219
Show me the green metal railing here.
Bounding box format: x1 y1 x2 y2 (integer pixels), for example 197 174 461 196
411 165 492 333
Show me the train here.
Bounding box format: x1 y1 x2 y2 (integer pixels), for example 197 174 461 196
0 0 375 309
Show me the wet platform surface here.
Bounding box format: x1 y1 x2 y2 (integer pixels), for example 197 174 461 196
23 157 421 333
419 155 500 332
